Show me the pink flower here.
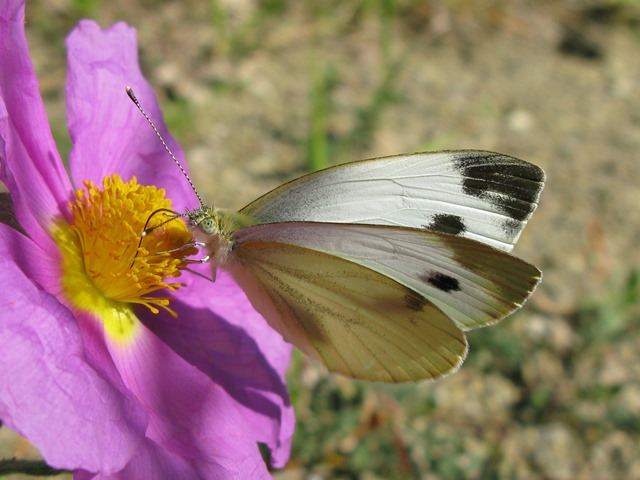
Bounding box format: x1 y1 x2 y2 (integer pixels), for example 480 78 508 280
0 1 293 478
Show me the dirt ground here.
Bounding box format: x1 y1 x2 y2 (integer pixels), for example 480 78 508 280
2 1 640 479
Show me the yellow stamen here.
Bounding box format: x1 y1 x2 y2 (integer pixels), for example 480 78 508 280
53 175 196 342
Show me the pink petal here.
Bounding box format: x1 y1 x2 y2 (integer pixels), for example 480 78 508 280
0 0 73 255
0 226 147 474
106 318 274 478
152 271 294 467
74 440 205 480
65 20 198 210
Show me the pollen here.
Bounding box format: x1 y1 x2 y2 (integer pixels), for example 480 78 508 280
54 175 196 330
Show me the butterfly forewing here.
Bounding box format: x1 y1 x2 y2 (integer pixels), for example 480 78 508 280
226 241 468 382
234 223 542 331
240 150 545 252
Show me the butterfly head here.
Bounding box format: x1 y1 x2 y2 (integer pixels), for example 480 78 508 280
185 205 221 237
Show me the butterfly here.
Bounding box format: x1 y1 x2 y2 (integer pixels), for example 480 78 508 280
128 89 545 383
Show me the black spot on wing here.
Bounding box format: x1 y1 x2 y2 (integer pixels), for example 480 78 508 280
502 217 521 240
424 214 466 235
419 271 461 293
454 153 545 221
403 287 429 312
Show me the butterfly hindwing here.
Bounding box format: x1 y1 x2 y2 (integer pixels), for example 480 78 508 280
234 222 542 331
240 150 545 252
226 241 468 382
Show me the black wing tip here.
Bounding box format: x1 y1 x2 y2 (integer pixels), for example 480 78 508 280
450 150 546 183
449 150 545 223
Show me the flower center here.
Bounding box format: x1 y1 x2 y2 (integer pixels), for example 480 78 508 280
53 175 195 341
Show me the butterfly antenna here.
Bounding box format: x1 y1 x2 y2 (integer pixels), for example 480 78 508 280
126 86 205 207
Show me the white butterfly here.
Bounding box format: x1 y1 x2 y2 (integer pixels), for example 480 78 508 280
128 89 545 383
184 151 545 383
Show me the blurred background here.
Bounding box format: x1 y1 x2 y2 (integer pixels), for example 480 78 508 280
2 0 640 478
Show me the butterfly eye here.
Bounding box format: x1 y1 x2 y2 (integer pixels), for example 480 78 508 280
198 216 217 235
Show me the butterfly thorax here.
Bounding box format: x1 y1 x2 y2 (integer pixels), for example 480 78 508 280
185 205 256 268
